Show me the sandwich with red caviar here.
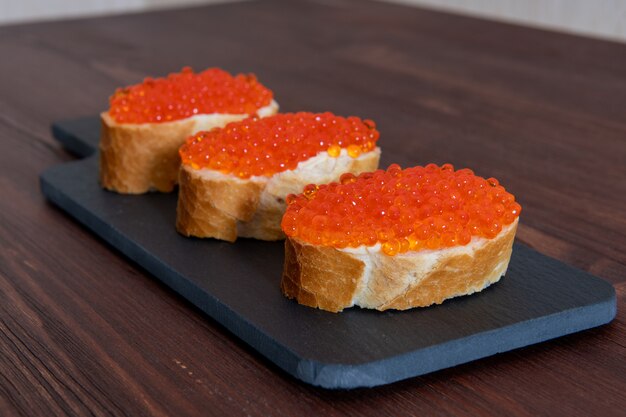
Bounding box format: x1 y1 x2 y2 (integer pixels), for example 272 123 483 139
100 67 278 194
176 112 381 241
280 163 521 312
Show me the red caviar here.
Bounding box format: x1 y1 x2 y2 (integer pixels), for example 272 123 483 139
179 112 380 179
108 67 273 124
282 164 521 254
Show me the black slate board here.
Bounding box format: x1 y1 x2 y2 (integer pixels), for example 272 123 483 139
40 117 617 389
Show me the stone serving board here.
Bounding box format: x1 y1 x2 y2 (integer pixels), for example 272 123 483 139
39 116 616 389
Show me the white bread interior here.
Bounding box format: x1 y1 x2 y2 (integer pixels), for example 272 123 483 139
176 147 381 242
99 100 279 194
281 218 518 312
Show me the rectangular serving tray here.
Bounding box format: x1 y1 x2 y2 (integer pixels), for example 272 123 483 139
40 116 616 389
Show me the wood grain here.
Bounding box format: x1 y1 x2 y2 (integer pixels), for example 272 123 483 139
0 0 624 415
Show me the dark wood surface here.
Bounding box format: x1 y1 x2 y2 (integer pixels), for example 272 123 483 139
1 0 624 414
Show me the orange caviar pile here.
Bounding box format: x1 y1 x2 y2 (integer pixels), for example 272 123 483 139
108 67 273 124
282 164 521 255
179 112 379 179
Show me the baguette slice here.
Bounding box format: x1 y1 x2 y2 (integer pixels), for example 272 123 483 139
99 67 278 194
100 101 277 193
280 163 522 312
282 219 517 312
176 112 382 241
177 148 381 241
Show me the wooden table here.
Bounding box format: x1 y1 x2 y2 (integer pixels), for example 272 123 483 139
1 0 625 415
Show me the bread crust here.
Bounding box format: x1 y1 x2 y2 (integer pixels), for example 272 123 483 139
99 100 279 194
176 148 381 242
281 219 518 312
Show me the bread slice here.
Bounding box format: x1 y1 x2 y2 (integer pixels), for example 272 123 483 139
281 218 518 312
99 100 278 194
176 147 381 241
279 163 522 312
